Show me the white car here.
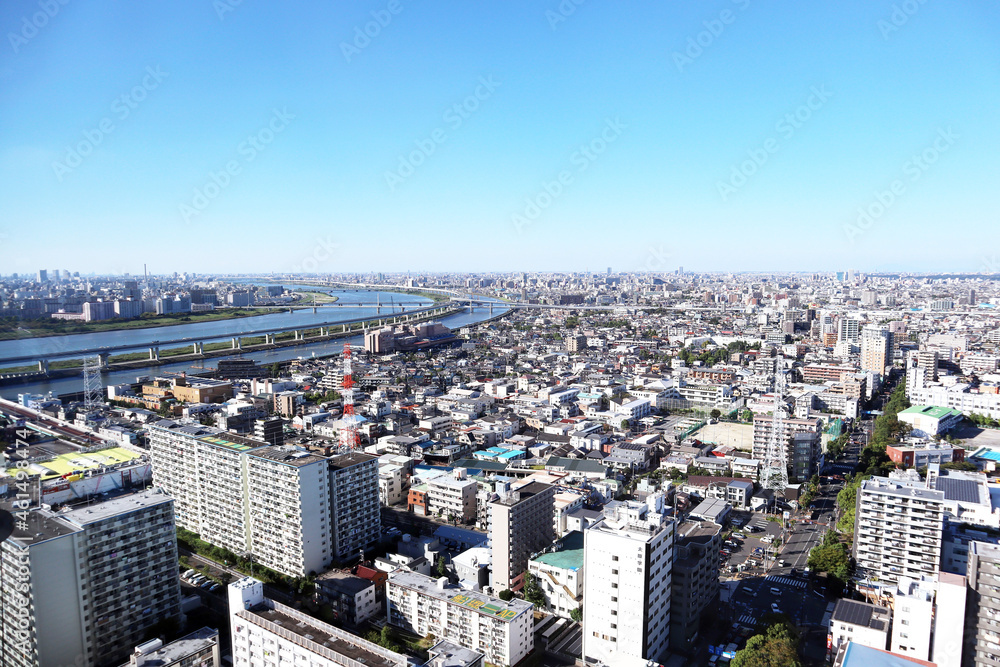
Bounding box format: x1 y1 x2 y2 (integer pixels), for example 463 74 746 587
771 603 782 614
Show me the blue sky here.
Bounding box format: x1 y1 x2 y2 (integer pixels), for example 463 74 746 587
1 0 998 275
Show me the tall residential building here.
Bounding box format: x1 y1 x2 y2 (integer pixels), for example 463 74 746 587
124 627 221 667
964 541 1000 667
149 420 341 576
861 325 892 377
0 489 182 667
853 476 945 588
489 481 556 592
228 577 409 667
328 452 381 562
888 574 966 667
583 495 675 666
670 519 721 652
838 317 862 344
386 570 533 667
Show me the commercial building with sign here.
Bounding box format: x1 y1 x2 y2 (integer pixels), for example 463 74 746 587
386 570 534 667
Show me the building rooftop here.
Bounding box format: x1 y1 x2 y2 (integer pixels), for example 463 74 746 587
60 488 173 527
250 445 328 467
833 642 935 667
128 626 218 665
197 431 266 453
6 506 78 546
831 599 890 633
388 570 533 621
329 452 378 470
4 445 141 481
531 530 584 571
240 601 407 667
899 405 963 420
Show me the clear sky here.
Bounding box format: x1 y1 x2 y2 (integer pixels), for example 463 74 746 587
1 0 998 275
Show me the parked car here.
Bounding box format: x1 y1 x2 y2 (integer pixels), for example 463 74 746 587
771 603 782 614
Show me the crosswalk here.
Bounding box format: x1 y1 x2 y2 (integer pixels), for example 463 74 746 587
765 575 807 589
737 614 758 627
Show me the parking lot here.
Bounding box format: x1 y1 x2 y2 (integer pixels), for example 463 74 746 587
718 510 785 575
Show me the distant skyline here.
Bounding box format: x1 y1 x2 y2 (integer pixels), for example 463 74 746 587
2 1 999 275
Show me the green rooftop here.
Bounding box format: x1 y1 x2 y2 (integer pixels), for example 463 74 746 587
532 530 584 571
197 433 261 452
899 405 963 419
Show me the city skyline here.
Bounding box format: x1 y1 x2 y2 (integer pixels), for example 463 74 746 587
2 2 999 273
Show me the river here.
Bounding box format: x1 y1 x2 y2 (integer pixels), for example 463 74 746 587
0 289 507 399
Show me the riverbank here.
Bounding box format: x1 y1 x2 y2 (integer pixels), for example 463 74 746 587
0 306 465 383
0 308 278 341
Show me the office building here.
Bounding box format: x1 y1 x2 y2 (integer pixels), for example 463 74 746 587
0 490 182 667
328 452 381 562
387 570 534 667
964 541 1000 667
489 481 556 592
582 495 675 666
897 405 964 439
853 476 945 588
229 578 408 667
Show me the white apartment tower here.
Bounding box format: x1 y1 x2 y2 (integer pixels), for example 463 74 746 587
861 325 892 378
149 420 340 576
853 476 945 588
583 494 675 666
0 490 181 667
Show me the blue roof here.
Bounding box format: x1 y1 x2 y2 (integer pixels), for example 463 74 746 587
840 642 933 667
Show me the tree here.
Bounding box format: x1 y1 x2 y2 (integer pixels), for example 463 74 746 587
710 409 722 420
497 589 513 601
523 572 546 608
620 419 630 431
436 556 448 578
731 620 801 667
570 606 583 623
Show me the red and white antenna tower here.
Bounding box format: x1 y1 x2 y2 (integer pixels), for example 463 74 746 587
339 343 360 450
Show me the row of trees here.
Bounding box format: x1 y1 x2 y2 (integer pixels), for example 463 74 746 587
731 619 801 667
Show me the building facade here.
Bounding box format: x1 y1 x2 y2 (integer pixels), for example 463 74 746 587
489 481 556 592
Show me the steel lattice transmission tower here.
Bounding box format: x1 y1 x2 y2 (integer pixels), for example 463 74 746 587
338 343 360 451
761 356 789 493
82 355 104 415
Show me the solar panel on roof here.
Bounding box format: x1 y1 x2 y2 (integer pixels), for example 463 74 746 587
936 477 980 503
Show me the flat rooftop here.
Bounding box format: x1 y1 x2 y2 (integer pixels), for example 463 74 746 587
6 506 78 546
389 570 533 621
250 445 327 467
5 446 142 481
831 599 889 632
59 488 173 527
132 626 218 664
329 452 377 469
241 602 406 667
532 530 584 571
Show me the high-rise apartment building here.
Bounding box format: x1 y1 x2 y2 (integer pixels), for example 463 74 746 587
861 325 892 377
853 476 945 588
0 489 181 667
583 496 675 666
964 541 1000 667
149 420 363 576
670 519 721 651
838 317 862 344
489 481 556 592
328 452 381 562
